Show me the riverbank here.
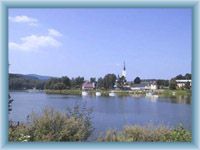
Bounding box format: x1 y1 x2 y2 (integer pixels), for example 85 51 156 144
45 89 191 97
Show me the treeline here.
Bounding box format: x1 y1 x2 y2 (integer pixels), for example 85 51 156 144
9 73 192 90
44 76 84 90
45 74 117 90
169 73 192 90
172 73 191 80
9 74 46 90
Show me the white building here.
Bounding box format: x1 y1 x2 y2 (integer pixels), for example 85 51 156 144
176 80 192 88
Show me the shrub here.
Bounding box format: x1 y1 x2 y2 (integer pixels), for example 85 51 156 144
9 106 93 142
98 125 192 142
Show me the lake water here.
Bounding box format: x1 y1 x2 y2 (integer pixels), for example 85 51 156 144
9 91 192 139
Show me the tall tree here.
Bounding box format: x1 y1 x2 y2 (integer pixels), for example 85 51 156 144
97 77 104 89
62 76 71 88
75 77 84 88
90 77 96 83
185 73 191 80
103 74 117 89
175 74 185 80
134 77 141 84
169 79 176 90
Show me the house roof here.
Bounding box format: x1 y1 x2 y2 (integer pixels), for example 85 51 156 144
82 81 94 88
176 80 191 83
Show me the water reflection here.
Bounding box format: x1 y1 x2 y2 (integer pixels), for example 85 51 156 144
157 96 191 104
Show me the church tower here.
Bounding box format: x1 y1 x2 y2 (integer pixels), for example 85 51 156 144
122 61 126 78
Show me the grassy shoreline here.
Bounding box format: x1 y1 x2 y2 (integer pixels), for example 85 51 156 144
45 89 191 97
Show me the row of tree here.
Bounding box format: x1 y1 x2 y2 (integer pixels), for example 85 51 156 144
9 74 45 90
44 74 117 90
9 73 191 90
44 76 84 90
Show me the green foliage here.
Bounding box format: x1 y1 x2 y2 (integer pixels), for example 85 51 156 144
62 76 71 88
9 107 93 142
45 89 82 95
134 77 141 84
97 77 104 89
185 73 192 80
117 76 126 88
99 125 192 142
9 124 31 142
169 79 176 90
174 73 191 80
90 77 96 83
45 76 84 90
156 80 169 89
53 82 66 91
9 74 46 90
103 74 117 89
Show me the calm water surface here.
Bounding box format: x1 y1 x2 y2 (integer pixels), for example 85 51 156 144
9 91 191 139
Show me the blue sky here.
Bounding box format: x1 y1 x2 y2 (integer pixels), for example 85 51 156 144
9 8 192 80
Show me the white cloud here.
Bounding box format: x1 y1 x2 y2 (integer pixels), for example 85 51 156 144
9 15 38 26
9 29 62 51
48 28 62 37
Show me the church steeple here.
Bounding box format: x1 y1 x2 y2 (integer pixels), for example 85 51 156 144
123 61 126 71
122 61 126 78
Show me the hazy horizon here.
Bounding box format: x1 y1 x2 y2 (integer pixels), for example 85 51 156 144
9 8 192 81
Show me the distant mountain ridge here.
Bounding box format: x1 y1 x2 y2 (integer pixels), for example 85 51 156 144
9 73 53 80
26 74 53 80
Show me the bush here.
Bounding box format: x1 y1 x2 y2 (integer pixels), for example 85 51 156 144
9 106 93 142
98 125 192 142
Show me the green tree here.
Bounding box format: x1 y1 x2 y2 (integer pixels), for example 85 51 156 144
90 77 96 83
75 77 84 88
175 74 185 80
103 74 117 89
134 77 141 84
97 77 104 89
117 76 126 88
156 80 169 89
53 83 65 91
185 73 191 80
169 79 176 90
62 76 71 88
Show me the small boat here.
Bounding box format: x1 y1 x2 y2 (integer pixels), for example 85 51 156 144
109 91 116 97
96 92 101 96
152 95 159 98
146 92 152 97
27 87 38 93
146 92 159 99
82 91 88 96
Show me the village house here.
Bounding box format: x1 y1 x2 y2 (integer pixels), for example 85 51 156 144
82 81 95 90
131 82 157 91
176 79 192 88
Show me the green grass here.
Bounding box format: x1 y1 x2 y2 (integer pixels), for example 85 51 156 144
45 89 147 96
45 89 191 98
45 89 82 95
